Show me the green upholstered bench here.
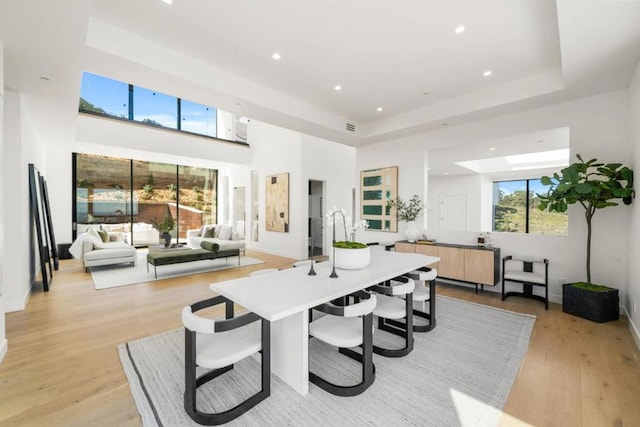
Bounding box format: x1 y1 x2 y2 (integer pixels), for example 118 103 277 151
146 242 240 278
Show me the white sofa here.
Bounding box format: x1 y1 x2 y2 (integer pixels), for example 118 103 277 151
123 222 160 246
187 224 246 254
77 222 160 246
69 228 137 271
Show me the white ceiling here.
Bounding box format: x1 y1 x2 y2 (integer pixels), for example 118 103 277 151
1 0 640 149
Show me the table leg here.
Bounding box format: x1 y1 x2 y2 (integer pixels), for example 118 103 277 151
270 310 309 395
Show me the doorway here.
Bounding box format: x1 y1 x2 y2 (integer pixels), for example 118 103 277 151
233 186 246 239
308 180 324 256
440 194 468 231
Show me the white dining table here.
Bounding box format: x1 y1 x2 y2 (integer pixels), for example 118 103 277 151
210 250 439 395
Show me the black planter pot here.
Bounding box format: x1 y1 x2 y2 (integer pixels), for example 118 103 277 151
162 232 172 248
562 283 619 323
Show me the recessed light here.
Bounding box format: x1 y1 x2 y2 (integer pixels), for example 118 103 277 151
489 147 496 151
272 52 281 60
334 85 342 91
423 92 430 96
444 172 449 175
483 70 492 77
455 25 465 34
161 0 173 4
376 107 383 112
39 76 50 81
537 140 544 143
441 123 448 127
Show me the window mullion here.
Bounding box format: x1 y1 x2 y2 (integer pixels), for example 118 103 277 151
525 180 530 234
128 84 134 120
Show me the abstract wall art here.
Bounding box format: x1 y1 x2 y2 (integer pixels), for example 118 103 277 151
265 173 289 232
360 166 398 232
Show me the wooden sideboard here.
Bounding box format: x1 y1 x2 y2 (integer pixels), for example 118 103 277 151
395 241 500 291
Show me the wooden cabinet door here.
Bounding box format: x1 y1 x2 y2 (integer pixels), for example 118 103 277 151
395 242 416 253
438 247 465 280
464 249 495 285
415 244 439 270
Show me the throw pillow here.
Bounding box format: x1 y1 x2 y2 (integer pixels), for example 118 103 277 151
200 241 219 252
97 230 109 243
203 226 216 238
86 228 100 239
218 225 232 240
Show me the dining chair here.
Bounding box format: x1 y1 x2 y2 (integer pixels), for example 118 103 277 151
182 296 270 425
308 290 377 396
370 276 415 357
403 266 438 332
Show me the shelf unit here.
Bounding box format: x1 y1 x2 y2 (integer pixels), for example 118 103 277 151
395 241 500 292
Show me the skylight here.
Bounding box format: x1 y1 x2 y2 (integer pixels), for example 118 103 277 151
455 149 570 174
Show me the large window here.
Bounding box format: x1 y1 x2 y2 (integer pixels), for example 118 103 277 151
133 86 178 129
73 153 218 245
181 100 217 137
78 71 244 143
492 178 567 235
79 72 129 119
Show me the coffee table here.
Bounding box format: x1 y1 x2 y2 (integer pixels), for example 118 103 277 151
146 246 240 278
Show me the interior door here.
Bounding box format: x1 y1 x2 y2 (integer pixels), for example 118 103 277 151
309 180 324 256
440 194 468 231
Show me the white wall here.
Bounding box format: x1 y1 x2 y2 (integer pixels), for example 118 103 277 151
627 60 640 342
427 175 486 233
357 90 633 304
3 90 46 313
0 39 6 363
247 120 303 259
245 120 356 260
301 134 356 255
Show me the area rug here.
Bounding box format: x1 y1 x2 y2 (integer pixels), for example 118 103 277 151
91 252 264 290
119 296 535 426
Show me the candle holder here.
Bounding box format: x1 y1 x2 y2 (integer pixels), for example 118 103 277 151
330 212 338 278
308 218 316 276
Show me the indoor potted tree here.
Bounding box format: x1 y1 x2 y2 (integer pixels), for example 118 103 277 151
387 194 426 242
538 154 634 322
152 216 176 248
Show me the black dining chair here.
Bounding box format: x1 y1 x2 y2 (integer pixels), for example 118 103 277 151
182 296 270 425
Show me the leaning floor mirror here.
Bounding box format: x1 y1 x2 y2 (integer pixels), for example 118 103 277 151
29 163 57 291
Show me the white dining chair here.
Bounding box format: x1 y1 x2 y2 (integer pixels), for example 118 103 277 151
182 296 270 425
309 290 377 396
370 276 415 357
404 267 438 332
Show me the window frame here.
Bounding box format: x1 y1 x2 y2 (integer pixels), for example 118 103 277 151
492 177 567 235
78 72 247 146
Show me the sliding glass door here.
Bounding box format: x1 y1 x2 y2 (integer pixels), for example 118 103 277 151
73 153 217 245
178 166 217 238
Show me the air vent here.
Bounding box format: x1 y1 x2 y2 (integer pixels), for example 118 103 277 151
346 122 356 132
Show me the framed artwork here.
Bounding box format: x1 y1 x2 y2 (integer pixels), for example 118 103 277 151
266 173 289 232
360 166 398 232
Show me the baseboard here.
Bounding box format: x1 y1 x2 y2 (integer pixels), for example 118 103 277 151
0 339 7 365
4 281 33 313
623 306 640 351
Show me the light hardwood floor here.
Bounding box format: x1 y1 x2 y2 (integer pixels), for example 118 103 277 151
1 251 639 426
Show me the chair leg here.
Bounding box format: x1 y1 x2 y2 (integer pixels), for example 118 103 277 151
373 293 414 357
388 280 437 333
183 320 271 425
309 313 376 396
